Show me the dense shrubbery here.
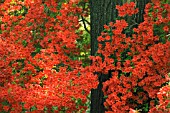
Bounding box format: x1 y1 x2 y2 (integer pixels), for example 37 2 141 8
90 1 170 113
0 0 98 112
0 0 169 113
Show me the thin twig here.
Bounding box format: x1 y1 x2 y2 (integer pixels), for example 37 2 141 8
79 1 90 33
79 19 90 25
80 15 90 33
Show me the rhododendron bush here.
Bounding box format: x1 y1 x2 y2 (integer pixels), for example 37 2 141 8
0 0 98 112
90 1 170 113
0 0 170 113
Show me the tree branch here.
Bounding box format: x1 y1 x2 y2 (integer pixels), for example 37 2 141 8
79 1 90 33
80 15 90 33
79 18 90 25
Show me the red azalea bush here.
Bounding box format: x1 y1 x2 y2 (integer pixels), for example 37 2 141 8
0 0 170 113
90 1 170 113
0 0 98 112
149 83 170 113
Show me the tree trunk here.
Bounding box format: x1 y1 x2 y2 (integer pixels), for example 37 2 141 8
90 0 122 113
90 0 151 113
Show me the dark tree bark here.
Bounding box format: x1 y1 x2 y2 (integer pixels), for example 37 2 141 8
90 0 122 113
90 0 151 113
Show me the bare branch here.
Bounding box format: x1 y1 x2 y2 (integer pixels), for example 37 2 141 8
79 19 90 25
80 15 90 33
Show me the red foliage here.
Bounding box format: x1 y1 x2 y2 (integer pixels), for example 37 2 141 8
91 1 170 113
149 84 170 113
116 2 138 17
0 0 169 113
0 0 98 112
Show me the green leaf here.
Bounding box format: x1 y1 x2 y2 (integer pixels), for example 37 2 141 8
52 106 58 110
30 106 37 111
143 103 149 112
166 102 170 108
2 100 9 106
133 87 137 92
22 40 27 47
104 95 108 99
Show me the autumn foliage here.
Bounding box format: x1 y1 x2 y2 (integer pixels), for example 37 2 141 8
0 0 170 113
